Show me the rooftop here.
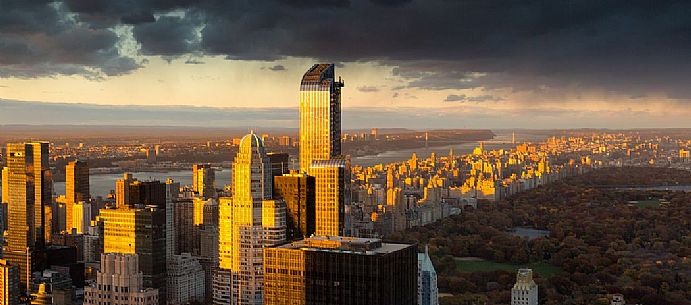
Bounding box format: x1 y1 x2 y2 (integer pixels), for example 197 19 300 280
277 235 412 255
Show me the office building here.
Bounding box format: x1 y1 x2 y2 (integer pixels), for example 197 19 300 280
4 142 51 291
298 64 343 172
115 174 166 209
100 206 167 305
165 179 179 262
266 153 289 179
511 269 538 305
309 157 350 236
83 253 159 305
418 248 439 305
272 173 315 239
72 201 91 234
65 160 89 232
167 253 205 305
0 259 20 305
192 164 215 199
214 133 285 305
263 236 417 305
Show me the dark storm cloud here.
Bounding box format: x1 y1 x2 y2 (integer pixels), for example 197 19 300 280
2 0 691 100
268 65 286 71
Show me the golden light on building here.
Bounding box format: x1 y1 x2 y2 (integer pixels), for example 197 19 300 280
308 157 350 236
298 64 344 172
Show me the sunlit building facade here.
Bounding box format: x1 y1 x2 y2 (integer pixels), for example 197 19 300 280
65 160 89 232
309 158 350 236
263 236 417 305
298 64 344 172
214 133 286 305
272 173 315 240
0 259 20 305
100 206 167 305
193 164 215 199
4 141 50 291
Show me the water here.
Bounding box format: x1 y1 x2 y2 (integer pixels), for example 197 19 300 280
53 168 232 198
508 227 551 240
351 130 548 167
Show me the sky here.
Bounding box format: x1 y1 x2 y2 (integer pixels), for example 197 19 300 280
1 0 690 128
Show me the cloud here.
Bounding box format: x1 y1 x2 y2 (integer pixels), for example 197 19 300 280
444 94 503 103
268 65 286 71
0 0 691 102
357 86 379 93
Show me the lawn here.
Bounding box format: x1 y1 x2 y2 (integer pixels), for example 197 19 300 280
454 258 562 277
632 200 660 208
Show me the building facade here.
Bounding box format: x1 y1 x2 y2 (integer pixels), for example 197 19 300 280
192 164 215 199
418 248 439 305
167 253 205 305
65 160 89 232
511 269 538 305
309 158 350 236
214 134 286 305
272 173 315 240
83 253 158 305
4 142 51 291
100 206 167 305
264 236 417 305
0 259 20 305
298 64 343 172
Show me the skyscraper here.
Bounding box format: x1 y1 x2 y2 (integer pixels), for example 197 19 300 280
4 141 51 291
214 133 286 305
83 253 159 305
298 64 344 172
263 236 417 305
309 157 350 236
65 160 89 232
511 269 538 305
102 178 167 305
272 173 315 240
0 259 20 305
192 164 215 199
418 247 439 305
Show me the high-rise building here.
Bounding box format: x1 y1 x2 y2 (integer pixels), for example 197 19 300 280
272 173 315 240
298 64 344 172
1 167 8 203
266 153 289 179
167 253 205 305
214 133 286 305
115 174 166 209
4 141 51 291
100 205 167 305
263 236 417 305
72 201 91 234
418 248 439 305
65 160 89 232
83 253 159 305
192 164 215 199
0 259 20 305
165 179 180 262
511 269 538 305
309 157 350 236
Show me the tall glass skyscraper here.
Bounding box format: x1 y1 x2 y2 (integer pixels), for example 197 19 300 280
4 141 51 291
298 64 344 173
65 160 89 232
215 133 285 305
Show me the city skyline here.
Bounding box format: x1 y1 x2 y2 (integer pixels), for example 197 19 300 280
2 1 691 128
